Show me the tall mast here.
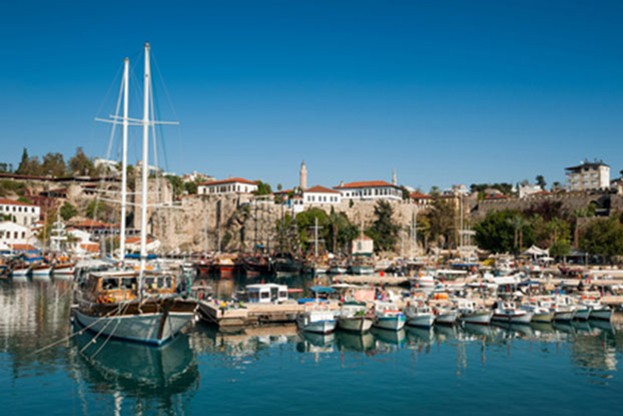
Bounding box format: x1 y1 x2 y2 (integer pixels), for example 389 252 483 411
119 57 129 263
140 43 151 279
314 217 319 258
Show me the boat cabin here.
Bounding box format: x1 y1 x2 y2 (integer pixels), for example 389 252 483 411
245 283 288 304
80 270 177 303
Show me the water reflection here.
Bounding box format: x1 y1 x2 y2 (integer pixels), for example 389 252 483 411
1 277 622 415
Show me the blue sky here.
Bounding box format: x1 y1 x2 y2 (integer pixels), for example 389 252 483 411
0 0 621 191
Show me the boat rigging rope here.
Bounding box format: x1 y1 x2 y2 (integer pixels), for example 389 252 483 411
30 299 133 356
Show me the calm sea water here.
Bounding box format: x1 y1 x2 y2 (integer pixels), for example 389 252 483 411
1 276 622 416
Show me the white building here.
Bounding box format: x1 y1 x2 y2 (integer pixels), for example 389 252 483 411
519 184 545 198
303 185 342 205
333 180 403 201
351 236 374 255
0 198 40 227
197 177 258 195
0 221 31 250
565 160 610 192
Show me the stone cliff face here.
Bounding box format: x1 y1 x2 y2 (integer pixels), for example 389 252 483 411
150 196 425 254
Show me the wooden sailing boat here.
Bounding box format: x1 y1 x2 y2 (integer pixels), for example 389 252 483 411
73 43 196 346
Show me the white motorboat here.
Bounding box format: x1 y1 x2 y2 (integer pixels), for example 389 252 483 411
405 302 435 327
372 302 406 331
492 301 533 324
520 301 554 323
434 306 459 325
31 263 52 277
337 302 373 333
297 307 337 334
552 296 576 321
457 300 492 325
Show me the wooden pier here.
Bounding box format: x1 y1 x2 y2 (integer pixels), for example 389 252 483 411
198 300 306 328
331 273 409 286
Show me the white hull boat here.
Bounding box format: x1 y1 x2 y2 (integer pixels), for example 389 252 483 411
492 302 533 324
338 316 374 333
74 308 194 346
373 309 406 331
461 310 493 325
32 267 52 277
405 304 435 327
435 309 458 325
351 265 374 275
297 310 337 334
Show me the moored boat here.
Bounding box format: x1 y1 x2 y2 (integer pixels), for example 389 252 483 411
457 299 492 325
434 306 459 325
337 301 373 333
372 302 406 331
297 305 337 334
404 301 435 327
492 301 533 324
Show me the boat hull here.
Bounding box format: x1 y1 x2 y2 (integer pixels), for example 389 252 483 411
574 308 591 320
373 314 406 331
297 311 337 334
590 308 613 321
337 316 373 333
492 311 533 324
32 267 52 277
554 310 576 321
435 311 458 325
406 314 435 328
531 312 554 323
461 311 492 325
74 308 195 346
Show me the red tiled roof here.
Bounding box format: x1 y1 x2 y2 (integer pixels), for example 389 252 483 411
198 177 258 186
11 244 37 251
0 198 36 207
334 180 396 189
80 243 100 253
125 236 154 244
305 185 341 194
410 192 432 199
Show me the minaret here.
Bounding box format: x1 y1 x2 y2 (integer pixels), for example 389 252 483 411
392 169 397 186
300 161 307 190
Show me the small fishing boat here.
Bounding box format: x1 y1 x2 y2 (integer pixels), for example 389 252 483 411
404 301 435 327
434 306 459 325
492 301 533 324
297 305 337 334
53 262 76 278
552 296 576 321
520 300 554 323
372 302 406 331
337 301 374 333
457 299 492 325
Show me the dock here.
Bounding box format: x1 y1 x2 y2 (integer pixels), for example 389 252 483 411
198 300 306 328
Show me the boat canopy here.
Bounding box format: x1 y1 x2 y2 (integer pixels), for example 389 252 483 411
310 285 336 294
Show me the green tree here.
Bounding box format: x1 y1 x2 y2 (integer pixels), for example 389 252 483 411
68 147 94 176
426 198 455 248
165 175 184 199
60 202 78 221
327 208 358 254
41 152 67 177
580 217 623 263
295 208 331 253
254 180 272 196
184 181 198 195
16 148 29 174
535 175 546 190
475 210 528 253
366 200 400 253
